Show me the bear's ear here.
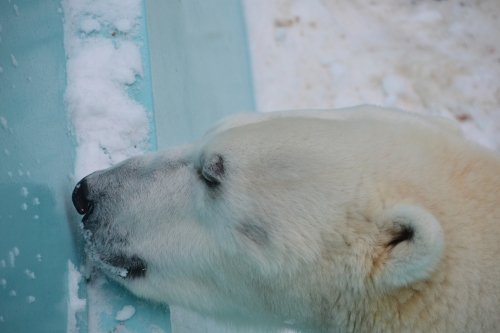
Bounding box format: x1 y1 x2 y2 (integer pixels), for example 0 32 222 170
372 204 444 290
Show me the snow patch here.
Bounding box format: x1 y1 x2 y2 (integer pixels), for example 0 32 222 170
8 247 19 267
20 186 29 197
243 0 500 151
115 305 136 321
10 54 18 67
24 269 36 280
114 18 133 33
79 17 101 34
67 260 87 333
0 116 8 130
63 0 150 180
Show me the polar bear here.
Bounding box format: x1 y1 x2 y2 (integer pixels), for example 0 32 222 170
72 105 500 332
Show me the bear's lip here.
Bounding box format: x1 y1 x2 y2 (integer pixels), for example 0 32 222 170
88 251 148 280
79 214 147 280
104 253 147 279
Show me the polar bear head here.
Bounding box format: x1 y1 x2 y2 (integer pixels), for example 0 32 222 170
73 106 455 330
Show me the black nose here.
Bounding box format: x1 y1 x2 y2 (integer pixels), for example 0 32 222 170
72 178 92 215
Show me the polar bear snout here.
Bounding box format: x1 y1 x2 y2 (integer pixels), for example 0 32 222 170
72 175 102 233
72 176 101 233
72 177 92 216
72 165 153 280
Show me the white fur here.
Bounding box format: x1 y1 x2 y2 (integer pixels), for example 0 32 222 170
82 105 500 332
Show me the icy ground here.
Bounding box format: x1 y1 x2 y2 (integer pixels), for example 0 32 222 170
63 0 499 332
244 0 500 151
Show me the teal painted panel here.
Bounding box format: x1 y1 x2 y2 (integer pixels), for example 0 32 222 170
0 1 77 332
128 1 158 152
145 0 256 148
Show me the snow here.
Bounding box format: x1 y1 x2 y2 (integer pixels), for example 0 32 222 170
243 0 500 151
24 269 36 280
20 187 28 197
10 54 18 67
85 275 112 333
7 247 21 268
0 116 7 130
63 0 150 181
114 19 134 33
80 18 101 34
115 305 136 321
13 4 19 17
67 260 87 333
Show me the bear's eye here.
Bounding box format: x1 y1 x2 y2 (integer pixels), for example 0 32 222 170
198 168 220 187
198 154 224 188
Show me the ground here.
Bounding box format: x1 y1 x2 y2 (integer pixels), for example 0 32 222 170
243 0 500 151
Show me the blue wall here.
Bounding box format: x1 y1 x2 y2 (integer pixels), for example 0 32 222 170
0 1 77 332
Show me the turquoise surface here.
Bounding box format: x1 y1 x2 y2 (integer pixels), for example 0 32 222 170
0 1 76 332
145 0 255 147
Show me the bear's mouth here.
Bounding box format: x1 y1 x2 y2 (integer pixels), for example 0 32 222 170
86 247 148 280
104 253 147 279
79 215 147 280
88 239 148 280
73 182 147 280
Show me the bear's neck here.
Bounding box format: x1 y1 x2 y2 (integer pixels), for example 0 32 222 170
448 147 500 208
374 148 500 333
